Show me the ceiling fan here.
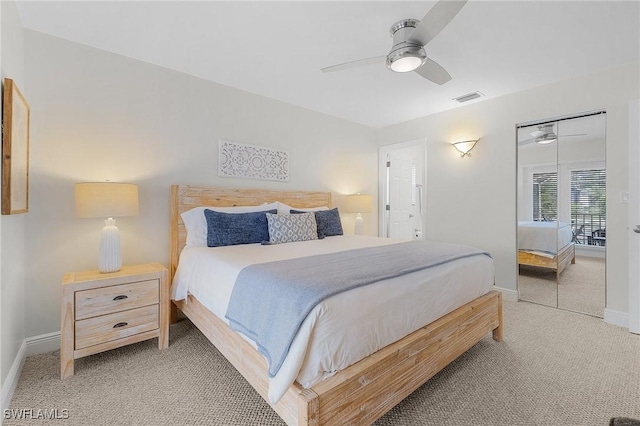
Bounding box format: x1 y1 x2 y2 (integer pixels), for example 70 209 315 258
320 0 468 85
518 124 587 146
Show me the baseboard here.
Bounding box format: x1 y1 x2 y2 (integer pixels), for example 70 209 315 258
604 308 629 329
1 340 26 415
493 285 518 302
25 331 60 356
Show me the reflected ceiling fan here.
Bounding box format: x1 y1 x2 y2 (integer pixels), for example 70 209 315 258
320 0 468 85
518 124 587 146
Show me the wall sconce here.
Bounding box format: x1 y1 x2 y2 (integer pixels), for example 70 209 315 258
346 193 373 235
75 182 139 273
452 139 479 157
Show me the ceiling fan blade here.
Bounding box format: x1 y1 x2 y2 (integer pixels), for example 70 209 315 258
408 0 468 47
519 132 587 146
518 138 536 146
560 133 588 138
414 58 451 85
321 56 386 73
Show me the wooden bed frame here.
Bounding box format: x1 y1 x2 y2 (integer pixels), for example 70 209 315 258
518 242 575 281
169 185 503 426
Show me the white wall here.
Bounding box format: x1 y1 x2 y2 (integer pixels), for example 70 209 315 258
1 0 26 394
23 31 378 338
378 61 640 314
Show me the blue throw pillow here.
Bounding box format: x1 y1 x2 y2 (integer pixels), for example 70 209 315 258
290 208 343 238
204 209 277 247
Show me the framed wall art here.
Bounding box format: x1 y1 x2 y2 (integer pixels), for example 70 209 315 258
218 140 289 182
2 78 30 215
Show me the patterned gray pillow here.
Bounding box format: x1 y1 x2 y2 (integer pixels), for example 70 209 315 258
266 212 318 244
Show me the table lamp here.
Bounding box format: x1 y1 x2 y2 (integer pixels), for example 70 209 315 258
75 182 139 273
346 194 373 235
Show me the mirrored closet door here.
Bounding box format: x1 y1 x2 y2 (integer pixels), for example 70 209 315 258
517 112 606 317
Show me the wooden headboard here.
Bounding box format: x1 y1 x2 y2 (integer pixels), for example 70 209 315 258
169 185 332 280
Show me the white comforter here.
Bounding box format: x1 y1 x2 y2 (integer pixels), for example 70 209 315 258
518 221 573 254
171 235 494 403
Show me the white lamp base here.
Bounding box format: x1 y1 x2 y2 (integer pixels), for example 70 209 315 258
354 213 364 236
99 218 122 273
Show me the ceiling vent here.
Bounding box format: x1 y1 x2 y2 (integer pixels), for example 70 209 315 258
453 92 484 103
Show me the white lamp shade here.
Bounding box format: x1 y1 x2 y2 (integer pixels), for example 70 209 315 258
346 194 373 214
75 182 139 218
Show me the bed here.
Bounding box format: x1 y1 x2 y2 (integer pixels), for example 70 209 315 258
169 185 503 426
517 221 575 280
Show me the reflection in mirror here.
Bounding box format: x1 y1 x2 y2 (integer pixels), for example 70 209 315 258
556 114 606 317
517 112 606 317
517 122 559 308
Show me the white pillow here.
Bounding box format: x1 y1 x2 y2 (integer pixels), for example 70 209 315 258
276 202 329 215
182 202 278 248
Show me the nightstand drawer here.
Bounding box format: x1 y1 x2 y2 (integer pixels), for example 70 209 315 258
75 304 159 350
75 279 159 320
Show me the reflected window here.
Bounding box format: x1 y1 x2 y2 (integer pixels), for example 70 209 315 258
532 172 557 222
571 169 606 246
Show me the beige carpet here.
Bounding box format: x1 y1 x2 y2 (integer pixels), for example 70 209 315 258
519 256 606 317
6 301 639 426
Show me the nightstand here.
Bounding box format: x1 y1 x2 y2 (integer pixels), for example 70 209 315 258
60 263 169 379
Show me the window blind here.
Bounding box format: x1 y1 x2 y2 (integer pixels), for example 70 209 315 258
532 172 557 221
571 169 606 245
571 169 606 215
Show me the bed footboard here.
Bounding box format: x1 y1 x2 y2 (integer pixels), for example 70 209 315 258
304 290 502 425
518 242 575 281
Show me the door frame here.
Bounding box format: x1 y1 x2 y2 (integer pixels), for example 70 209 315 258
628 99 639 333
378 139 427 238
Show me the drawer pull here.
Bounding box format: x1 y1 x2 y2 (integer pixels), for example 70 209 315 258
113 322 128 328
113 295 128 301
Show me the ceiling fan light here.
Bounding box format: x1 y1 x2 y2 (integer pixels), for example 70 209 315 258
386 46 426 73
536 135 557 144
390 56 423 72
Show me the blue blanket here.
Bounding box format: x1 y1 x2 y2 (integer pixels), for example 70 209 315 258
225 239 491 377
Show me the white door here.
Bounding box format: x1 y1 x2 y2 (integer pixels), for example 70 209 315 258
379 140 425 240
629 100 640 334
388 151 414 239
